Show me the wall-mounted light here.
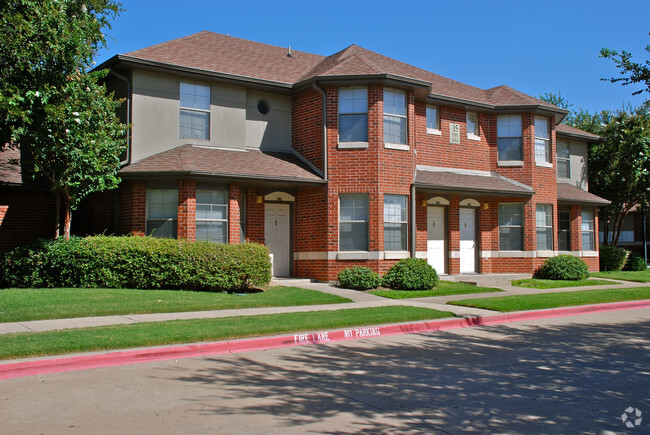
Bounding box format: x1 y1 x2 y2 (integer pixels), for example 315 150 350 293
482 202 489 210
421 199 427 207
256 195 263 204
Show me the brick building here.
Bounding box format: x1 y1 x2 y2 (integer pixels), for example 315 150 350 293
1 31 609 280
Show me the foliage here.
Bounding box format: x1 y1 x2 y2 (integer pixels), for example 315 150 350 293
337 267 382 290
623 251 647 271
534 255 589 281
369 281 502 299
382 258 439 290
598 245 629 271
0 236 272 291
600 33 650 99
511 278 612 289
0 0 126 239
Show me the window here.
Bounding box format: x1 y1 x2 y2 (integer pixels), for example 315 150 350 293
384 194 408 251
558 209 571 251
499 203 524 250
383 88 407 145
180 82 210 140
536 204 553 250
426 106 440 133
147 189 178 238
497 115 522 161
467 112 479 139
535 117 551 164
339 87 368 142
339 194 369 251
581 208 595 251
557 141 571 178
196 188 228 243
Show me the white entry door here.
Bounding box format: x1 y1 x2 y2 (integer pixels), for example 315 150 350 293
459 208 476 273
265 203 290 277
427 206 446 274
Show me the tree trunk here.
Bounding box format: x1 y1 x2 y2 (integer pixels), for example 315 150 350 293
61 192 72 240
54 192 61 239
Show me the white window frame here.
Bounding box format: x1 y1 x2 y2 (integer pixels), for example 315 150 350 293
558 208 571 251
426 105 441 135
466 112 480 141
497 115 523 164
146 189 178 238
581 208 595 251
557 141 571 179
339 193 369 252
195 188 229 243
180 82 210 140
499 203 524 251
535 116 551 166
383 88 408 149
338 87 368 146
536 204 553 251
384 194 408 251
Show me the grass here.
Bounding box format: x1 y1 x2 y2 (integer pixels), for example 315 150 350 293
592 269 650 283
0 306 454 360
0 286 350 323
449 287 650 312
511 278 615 289
369 281 502 299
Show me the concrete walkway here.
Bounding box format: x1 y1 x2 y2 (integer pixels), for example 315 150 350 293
1 275 649 336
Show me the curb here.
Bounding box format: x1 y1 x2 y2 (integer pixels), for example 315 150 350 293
1 299 649 380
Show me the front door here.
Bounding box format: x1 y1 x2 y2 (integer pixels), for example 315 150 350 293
427 206 446 274
459 207 476 273
265 203 290 277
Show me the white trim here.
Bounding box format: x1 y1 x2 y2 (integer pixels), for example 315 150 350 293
417 165 492 177
384 143 410 151
450 251 460 259
265 191 295 202
535 161 553 168
498 160 524 167
467 134 481 141
459 198 480 207
415 251 428 259
580 250 599 257
384 251 410 260
338 142 369 150
427 196 450 206
537 250 556 258
337 251 383 260
427 128 442 136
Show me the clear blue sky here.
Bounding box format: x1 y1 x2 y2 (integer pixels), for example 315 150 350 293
95 0 650 114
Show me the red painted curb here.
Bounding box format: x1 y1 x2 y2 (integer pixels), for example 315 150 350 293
1 299 649 380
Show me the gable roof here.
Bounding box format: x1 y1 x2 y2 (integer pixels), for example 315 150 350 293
557 182 609 205
414 166 534 197
555 124 601 142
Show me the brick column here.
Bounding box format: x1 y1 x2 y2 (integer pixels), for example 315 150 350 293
177 179 196 241
119 180 146 236
229 183 241 244
246 187 265 244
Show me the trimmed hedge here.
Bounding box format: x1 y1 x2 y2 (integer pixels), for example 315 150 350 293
623 251 647 271
0 236 271 291
599 245 629 271
534 255 589 281
337 267 382 290
383 258 439 290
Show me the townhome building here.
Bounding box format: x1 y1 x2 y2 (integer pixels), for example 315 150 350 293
0 31 610 280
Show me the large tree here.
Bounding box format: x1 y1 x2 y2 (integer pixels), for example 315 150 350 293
0 0 126 239
600 33 650 100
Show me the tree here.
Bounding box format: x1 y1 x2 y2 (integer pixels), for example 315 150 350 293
600 33 650 100
0 0 126 239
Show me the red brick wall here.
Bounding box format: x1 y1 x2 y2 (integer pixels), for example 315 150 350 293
73 189 118 236
177 179 196 241
119 180 146 236
229 183 241 244
0 187 55 251
292 89 324 172
246 187 265 244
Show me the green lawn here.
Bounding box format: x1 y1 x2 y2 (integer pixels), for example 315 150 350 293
0 306 454 360
369 281 502 299
449 287 650 312
0 287 350 323
592 269 650 283
511 278 615 289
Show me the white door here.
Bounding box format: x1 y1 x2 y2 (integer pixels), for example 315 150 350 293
265 203 290 277
427 206 446 274
459 208 476 273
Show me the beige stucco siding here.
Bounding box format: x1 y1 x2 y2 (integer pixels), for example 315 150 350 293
245 90 291 151
557 139 589 190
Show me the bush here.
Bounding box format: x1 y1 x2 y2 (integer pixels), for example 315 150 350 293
383 258 439 290
0 236 272 291
534 255 589 280
599 245 629 271
337 267 382 290
623 251 647 271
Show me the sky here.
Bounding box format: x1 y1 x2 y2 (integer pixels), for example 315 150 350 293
94 0 650 114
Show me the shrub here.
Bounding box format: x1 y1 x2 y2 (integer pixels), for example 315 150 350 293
599 245 629 271
337 267 382 290
534 255 589 280
623 251 647 271
383 258 439 290
0 236 271 291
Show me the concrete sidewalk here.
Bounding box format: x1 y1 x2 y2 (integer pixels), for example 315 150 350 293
1 275 649 336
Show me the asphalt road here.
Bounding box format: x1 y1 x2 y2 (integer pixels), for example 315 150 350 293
1 308 649 434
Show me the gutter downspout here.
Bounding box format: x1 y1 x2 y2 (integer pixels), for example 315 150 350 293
410 184 416 258
311 82 327 180
109 70 132 166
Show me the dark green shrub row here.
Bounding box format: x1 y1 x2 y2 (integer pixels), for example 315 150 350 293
599 245 629 271
623 251 647 271
337 258 439 291
0 236 272 291
534 255 590 280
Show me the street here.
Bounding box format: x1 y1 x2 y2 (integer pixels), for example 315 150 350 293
1 308 649 434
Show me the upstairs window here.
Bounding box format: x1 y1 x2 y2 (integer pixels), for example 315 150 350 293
384 194 408 251
180 82 210 140
499 203 524 250
535 117 551 164
147 189 178 238
196 188 228 243
383 88 407 145
497 115 522 161
339 87 368 142
557 141 571 178
339 194 369 251
536 204 553 250
467 112 479 139
426 106 440 133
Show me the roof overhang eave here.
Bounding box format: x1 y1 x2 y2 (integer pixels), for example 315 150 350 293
121 170 327 185
556 131 602 143
413 182 535 197
557 197 610 206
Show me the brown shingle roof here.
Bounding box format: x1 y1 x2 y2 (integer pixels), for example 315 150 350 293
120 145 324 183
557 182 609 205
0 147 22 185
556 124 601 141
415 168 534 196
